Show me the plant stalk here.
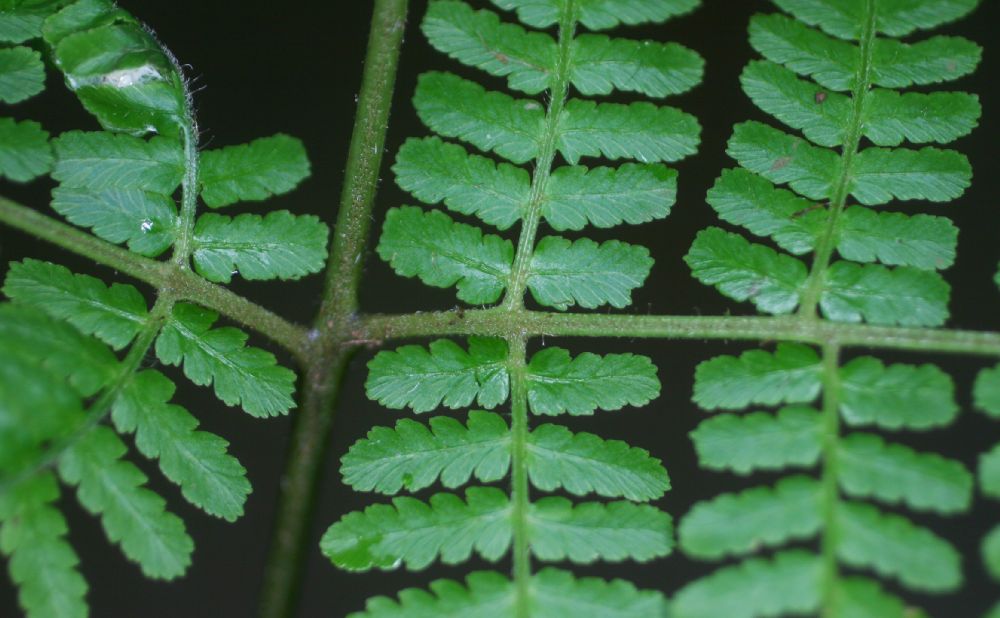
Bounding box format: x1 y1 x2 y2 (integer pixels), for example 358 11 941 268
258 0 408 616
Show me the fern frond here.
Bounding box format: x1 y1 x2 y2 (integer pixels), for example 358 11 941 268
543 163 676 231
838 356 956 428
0 118 51 182
198 134 311 208
689 406 822 473
525 348 659 415
155 302 296 417
52 131 184 193
0 45 43 103
50 187 178 256
692 343 821 409
527 236 652 309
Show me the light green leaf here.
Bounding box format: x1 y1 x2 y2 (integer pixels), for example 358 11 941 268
0 45 44 103
748 13 857 92
672 551 821 618
706 168 823 256
58 426 193 579
872 35 981 88
528 498 672 563
838 433 972 513
199 134 310 208
838 356 956 429
111 370 250 522
0 117 52 182
984 526 1000 582
528 236 652 310
348 571 515 618
693 343 822 410
377 206 514 305
690 406 823 474
726 121 838 201
2 258 148 349
341 412 511 494
0 0 69 43
863 90 980 146
52 130 183 193
191 211 328 283
556 98 700 164
570 34 702 97
980 444 1000 499
975 365 1000 418
320 487 512 571
0 474 87 618
835 578 922 618
836 501 961 592
491 0 698 30
774 0 978 39
366 338 510 413
50 187 178 257
414 71 544 164
685 227 807 315
838 207 957 270
741 60 850 148
820 261 950 327
393 136 530 230
525 348 660 415
41 0 133 46
155 302 296 417
528 423 669 501
850 146 971 205
422 1 555 95
543 163 676 231
680 476 821 559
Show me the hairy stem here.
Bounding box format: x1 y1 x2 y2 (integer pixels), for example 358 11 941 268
819 342 843 617
258 1 408 617
797 0 876 318
507 335 532 617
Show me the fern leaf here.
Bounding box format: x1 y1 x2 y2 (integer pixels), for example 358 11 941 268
706 168 822 256
850 146 971 205
50 187 178 257
837 433 971 513
527 424 669 501
690 406 823 474
748 13 857 92
155 302 296 417
0 304 118 396
422 1 555 95
838 356 957 429
366 338 509 412
975 364 1000 418
543 163 676 231
527 236 652 310
377 206 514 304
414 71 543 164
679 476 821 559
321 487 512 571
727 120 837 201
774 0 979 39
985 527 1000 581
686 226 807 314
393 137 530 230
527 498 672 563
0 0 67 43
0 117 52 182
341 412 512 494
491 0 699 31
0 474 87 618
981 444 1000 499
820 261 949 327
672 550 821 618
836 577 921 618
0 45 44 103
863 90 980 146
191 211 328 283
51 130 183 193
3 259 148 349
872 35 981 87
525 348 659 415
58 426 194 579
693 343 821 410
838 207 957 270
555 99 700 164
40 0 134 46
836 501 960 592
198 134 310 208
349 571 515 618
111 370 250 521
570 34 702 98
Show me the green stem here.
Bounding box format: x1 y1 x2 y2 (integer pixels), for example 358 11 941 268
258 1 408 617
0 196 310 357
797 0 877 318
507 335 532 618
819 342 843 617
502 0 576 309
356 309 1000 357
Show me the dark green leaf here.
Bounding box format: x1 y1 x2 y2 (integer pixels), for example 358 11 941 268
199 134 311 208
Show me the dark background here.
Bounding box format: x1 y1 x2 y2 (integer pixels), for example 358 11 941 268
2 0 999 616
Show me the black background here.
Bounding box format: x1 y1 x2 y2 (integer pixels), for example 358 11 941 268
2 0 999 616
